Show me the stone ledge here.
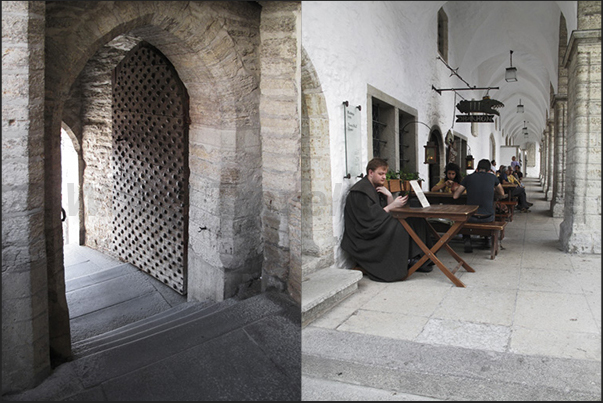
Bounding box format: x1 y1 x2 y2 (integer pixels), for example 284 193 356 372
301 266 362 327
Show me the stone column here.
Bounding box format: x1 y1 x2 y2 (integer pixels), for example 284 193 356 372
259 1 302 303
551 97 567 217
540 128 549 188
551 15 569 217
559 1 601 253
545 118 555 201
1 1 51 393
538 139 546 187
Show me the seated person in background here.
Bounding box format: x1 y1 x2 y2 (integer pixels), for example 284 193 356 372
497 164 509 182
513 165 523 181
341 158 434 282
489 159 497 174
453 159 504 253
431 162 462 193
504 166 532 212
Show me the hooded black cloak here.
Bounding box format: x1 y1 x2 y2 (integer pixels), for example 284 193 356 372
341 176 430 282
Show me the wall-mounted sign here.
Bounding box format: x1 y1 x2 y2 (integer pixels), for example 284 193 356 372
456 114 495 123
343 101 362 178
456 97 504 116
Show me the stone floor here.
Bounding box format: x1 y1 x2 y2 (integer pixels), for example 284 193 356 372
302 177 601 400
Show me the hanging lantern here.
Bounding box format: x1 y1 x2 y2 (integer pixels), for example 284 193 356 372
466 154 474 170
505 50 517 82
517 98 524 113
424 142 437 164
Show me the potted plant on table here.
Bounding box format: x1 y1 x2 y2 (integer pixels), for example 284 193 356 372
385 170 402 192
399 167 423 192
385 168 423 193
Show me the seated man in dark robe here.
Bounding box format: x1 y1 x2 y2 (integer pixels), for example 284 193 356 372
341 158 434 282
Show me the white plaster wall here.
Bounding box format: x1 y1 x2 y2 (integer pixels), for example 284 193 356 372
302 1 501 267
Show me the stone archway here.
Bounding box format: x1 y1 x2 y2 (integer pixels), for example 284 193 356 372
44 0 266 364
4 1 302 392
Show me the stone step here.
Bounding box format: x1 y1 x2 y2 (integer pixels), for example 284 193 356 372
302 327 601 401
70 292 298 389
301 266 362 327
71 299 233 357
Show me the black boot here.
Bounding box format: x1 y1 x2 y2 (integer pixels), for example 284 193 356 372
408 255 433 273
463 235 473 253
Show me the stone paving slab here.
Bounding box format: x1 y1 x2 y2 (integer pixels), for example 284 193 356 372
302 327 601 401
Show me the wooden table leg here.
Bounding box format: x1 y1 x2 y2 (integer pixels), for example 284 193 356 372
399 219 468 287
425 221 475 273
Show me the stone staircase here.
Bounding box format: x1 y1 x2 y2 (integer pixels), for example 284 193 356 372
5 292 301 401
70 299 234 358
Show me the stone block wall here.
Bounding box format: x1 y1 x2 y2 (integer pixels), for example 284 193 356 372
2 1 51 393
77 39 138 254
259 1 302 303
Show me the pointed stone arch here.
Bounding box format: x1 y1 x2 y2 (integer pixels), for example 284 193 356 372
301 47 335 276
43 0 265 366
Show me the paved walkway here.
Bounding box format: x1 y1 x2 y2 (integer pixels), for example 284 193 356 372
302 177 601 400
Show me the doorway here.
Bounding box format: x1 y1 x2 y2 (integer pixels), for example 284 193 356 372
61 128 80 246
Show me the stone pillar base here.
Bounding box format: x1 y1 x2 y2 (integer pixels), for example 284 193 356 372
551 200 565 218
560 220 602 254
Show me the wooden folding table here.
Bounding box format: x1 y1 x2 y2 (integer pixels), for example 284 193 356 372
389 204 479 287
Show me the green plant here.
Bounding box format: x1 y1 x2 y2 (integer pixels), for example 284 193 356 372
398 167 423 182
386 170 400 180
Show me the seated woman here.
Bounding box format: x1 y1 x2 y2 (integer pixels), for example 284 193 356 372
431 162 462 193
501 165 533 212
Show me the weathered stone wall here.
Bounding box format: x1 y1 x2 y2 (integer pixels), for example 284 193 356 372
258 1 302 303
559 1 601 253
2 1 51 393
578 0 602 30
3 0 300 393
77 37 139 254
43 2 273 304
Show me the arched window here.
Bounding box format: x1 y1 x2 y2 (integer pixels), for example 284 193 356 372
437 8 448 62
490 133 496 161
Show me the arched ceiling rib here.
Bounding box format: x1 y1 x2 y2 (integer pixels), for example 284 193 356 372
444 1 575 145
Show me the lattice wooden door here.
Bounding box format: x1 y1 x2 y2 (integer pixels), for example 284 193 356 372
111 42 189 294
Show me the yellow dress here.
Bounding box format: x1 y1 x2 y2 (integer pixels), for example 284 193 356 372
434 178 454 193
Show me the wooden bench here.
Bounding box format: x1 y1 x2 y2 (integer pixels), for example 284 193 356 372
458 221 507 260
427 219 508 260
496 200 517 222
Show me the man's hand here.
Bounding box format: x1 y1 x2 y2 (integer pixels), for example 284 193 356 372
384 195 408 212
375 186 392 199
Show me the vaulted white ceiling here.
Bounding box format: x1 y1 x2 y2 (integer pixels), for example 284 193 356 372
443 1 577 147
